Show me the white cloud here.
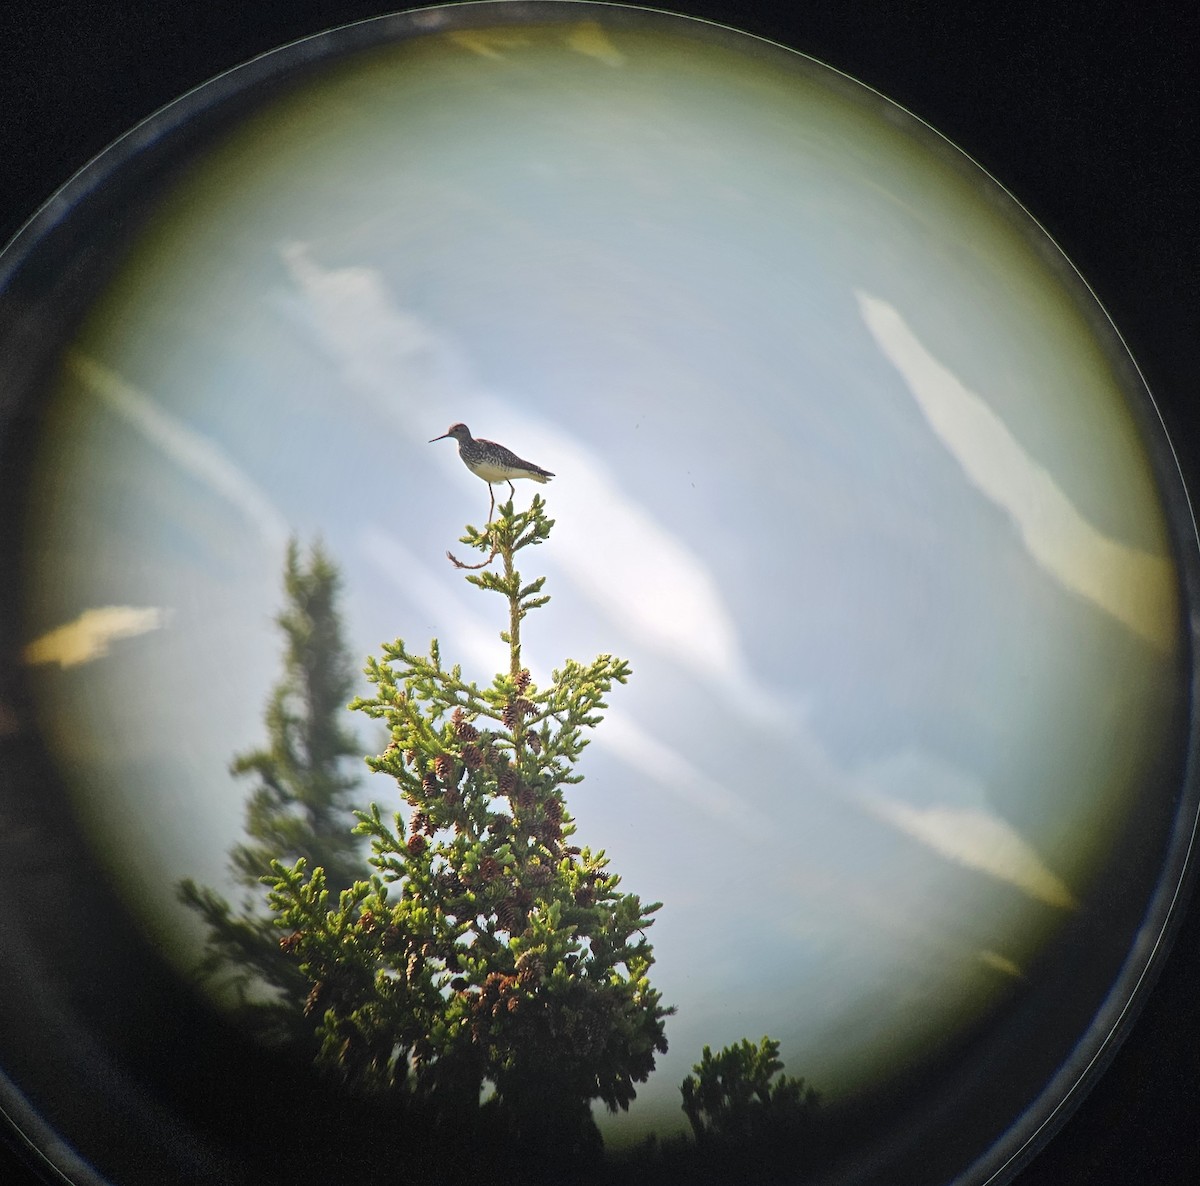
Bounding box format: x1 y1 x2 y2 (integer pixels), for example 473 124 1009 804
68 353 291 549
865 798 1077 910
447 30 532 61
24 606 170 669
279 243 464 425
857 292 1177 653
601 709 776 839
978 949 1025 979
855 747 1077 910
444 19 624 66
565 21 627 67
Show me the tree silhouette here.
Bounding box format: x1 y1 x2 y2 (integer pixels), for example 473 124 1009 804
266 496 672 1161
681 1035 819 1150
179 539 365 1042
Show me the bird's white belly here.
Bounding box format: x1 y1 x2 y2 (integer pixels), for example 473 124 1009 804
470 460 522 483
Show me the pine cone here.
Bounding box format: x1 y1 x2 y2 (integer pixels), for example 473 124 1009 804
526 731 542 755
515 950 545 986
462 744 482 770
496 896 525 933
498 765 518 797
479 972 506 1008
279 930 304 954
434 753 457 784
406 832 427 856
515 669 532 692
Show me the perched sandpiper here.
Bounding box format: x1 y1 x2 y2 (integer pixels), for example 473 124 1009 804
430 423 554 520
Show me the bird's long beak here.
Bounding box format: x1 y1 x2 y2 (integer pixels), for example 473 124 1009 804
429 432 450 443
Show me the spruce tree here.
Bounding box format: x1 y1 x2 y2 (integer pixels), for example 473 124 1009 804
680 1036 820 1150
266 496 672 1159
179 539 365 1040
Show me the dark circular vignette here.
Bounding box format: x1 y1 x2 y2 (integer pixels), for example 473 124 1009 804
1 4 1197 1186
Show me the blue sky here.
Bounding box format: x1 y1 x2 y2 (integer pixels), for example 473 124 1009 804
22 12 1182 1138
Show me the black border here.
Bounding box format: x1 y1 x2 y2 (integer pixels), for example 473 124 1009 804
2 4 1197 1184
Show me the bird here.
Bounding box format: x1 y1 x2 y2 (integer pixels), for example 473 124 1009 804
429 423 554 521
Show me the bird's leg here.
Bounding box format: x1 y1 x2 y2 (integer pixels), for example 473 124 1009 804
487 484 496 523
